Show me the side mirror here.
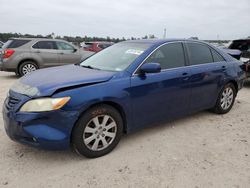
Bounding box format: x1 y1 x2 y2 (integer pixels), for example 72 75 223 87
140 63 161 74
73 48 77 53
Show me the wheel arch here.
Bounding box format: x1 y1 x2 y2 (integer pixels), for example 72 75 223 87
227 80 238 93
17 59 39 72
74 101 128 134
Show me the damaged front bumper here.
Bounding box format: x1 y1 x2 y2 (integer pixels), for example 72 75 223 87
2 91 79 150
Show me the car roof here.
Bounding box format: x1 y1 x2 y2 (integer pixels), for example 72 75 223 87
121 38 207 45
85 41 114 44
10 37 68 42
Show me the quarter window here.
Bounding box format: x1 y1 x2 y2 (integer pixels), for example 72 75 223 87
6 39 30 48
211 49 225 62
187 43 213 65
33 41 57 50
145 42 186 69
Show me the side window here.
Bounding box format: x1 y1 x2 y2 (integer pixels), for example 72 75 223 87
145 42 186 69
187 43 213 65
211 49 225 62
33 41 57 50
56 42 74 51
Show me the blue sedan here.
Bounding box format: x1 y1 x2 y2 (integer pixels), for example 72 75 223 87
2 39 245 158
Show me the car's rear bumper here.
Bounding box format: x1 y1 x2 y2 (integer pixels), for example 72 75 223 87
2 93 79 150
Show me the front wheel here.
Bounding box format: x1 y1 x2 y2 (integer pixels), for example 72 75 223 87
71 105 123 158
213 83 236 114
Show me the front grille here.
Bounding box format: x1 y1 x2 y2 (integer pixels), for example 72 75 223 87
5 96 20 110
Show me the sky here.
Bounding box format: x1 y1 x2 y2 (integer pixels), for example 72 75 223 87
0 0 249 40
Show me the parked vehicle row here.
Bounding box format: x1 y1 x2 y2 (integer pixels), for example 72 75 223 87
82 41 113 52
3 39 245 158
0 38 94 76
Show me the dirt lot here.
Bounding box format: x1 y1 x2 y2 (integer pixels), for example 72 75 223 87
0 71 250 188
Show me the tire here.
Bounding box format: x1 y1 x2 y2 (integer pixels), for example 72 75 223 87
213 83 236 114
18 61 38 76
71 104 123 158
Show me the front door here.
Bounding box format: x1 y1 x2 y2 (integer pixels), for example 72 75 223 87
56 41 81 65
130 42 192 130
32 40 60 68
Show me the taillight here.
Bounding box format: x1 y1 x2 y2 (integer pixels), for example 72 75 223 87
3 49 15 59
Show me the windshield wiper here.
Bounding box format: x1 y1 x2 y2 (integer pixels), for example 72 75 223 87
81 65 100 70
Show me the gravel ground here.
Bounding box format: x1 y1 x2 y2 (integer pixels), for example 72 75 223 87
0 71 250 188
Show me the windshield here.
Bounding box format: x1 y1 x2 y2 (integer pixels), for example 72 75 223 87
80 42 151 71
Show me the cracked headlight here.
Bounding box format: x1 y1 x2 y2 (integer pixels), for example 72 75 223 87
20 97 71 112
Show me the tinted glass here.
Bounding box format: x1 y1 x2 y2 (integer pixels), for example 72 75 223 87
211 49 224 62
6 39 30 48
187 43 213 65
145 43 185 69
56 42 74 50
33 41 57 49
81 42 150 71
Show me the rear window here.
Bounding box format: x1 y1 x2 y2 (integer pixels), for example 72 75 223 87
211 49 225 62
5 39 30 48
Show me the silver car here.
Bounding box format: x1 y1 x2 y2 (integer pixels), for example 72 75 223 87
0 38 94 76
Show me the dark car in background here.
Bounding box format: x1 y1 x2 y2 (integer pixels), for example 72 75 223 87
228 39 250 62
0 38 93 76
3 39 245 158
228 39 250 77
83 41 113 53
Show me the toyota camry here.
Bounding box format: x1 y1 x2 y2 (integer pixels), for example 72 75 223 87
2 39 245 158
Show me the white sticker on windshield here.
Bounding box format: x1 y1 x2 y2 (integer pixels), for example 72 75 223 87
125 49 144 55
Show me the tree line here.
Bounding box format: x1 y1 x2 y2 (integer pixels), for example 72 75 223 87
0 33 157 45
1 32 245 45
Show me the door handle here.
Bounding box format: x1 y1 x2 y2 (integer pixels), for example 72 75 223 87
34 50 40 53
221 65 227 72
182 72 189 81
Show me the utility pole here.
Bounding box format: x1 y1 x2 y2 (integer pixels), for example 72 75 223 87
163 28 167 39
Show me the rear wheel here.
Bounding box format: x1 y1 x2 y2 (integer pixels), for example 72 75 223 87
72 105 123 158
213 83 236 114
19 61 38 76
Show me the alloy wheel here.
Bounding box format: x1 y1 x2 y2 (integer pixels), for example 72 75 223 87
22 63 37 75
220 87 234 110
83 115 117 151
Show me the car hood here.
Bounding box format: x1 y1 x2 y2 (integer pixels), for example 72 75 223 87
12 65 115 97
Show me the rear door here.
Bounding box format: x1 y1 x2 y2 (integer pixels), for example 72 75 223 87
32 41 60 67
130 42 192 129
55 41 81 65
185 42 227 111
